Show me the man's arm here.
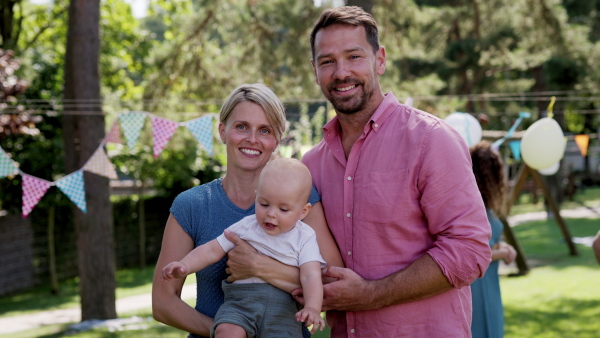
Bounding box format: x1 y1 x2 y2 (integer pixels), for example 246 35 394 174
317 254 452 312
152 214 214 336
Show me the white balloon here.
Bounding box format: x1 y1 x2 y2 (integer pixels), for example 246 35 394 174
521 118 565 170
444 112 482 147
538 162 560 176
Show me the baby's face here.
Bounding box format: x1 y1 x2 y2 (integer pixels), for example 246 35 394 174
255 177 310 236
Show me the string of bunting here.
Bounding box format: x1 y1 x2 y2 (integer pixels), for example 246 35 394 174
0 112 217 218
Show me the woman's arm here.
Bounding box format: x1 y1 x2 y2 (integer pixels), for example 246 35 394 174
224 230 300 292
152 214 214 336
491 241 517 264
225 202 344 292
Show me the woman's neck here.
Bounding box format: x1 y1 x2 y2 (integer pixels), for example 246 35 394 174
221 170 260 210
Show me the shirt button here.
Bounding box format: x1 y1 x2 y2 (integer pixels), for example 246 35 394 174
346 213 351 217
374 123 379 128
347 251 352 256
350 328 356 333
347 176 352 180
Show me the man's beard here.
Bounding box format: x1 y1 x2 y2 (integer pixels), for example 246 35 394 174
325 80 371 115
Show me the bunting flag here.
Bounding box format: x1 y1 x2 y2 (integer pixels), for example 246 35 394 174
22 174 52 218
186 115 214 156
0 147 19 178
83 147 118 179
56 171 87 213
7 111 217 217
105 121 122 144
509 140 521 161
574 134 590 157
151 116 180 158
120 112 147 149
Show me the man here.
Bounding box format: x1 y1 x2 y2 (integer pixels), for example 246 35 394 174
299 6 492 337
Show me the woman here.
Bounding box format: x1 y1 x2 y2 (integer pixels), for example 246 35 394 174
152 83 343 337
469 141 517 338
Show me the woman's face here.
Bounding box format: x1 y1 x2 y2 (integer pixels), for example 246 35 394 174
219 101 280 173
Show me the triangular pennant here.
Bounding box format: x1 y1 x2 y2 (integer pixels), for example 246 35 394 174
56 171 87 213
83 147 118 179
509 140 521 161
186 115 214 156
105 120 122 144
574 134 590 157
151 116 179 158
0 147 19 178
22 174 52 218
119 112 146 149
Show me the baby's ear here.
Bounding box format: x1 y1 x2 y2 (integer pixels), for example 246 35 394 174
299 203 312 220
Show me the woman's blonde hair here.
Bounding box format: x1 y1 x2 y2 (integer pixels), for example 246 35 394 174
219 83 286 141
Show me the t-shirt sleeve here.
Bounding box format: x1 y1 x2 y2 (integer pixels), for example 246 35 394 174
298 229 326 268
169 189 197 242
216 217 250 253
308 185 320 205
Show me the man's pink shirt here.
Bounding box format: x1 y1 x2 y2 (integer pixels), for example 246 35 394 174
302 93 491 337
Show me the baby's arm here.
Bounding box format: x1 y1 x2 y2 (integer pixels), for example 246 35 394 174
162 239 226 281
295 261 325 333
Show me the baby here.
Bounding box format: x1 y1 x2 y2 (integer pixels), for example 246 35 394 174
162 158 326 337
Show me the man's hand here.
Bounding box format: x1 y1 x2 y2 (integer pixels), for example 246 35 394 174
224 229 260 282
293 266 376 312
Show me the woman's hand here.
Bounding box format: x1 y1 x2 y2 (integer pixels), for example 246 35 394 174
224 229 301 292
492 242 517 264
224 229 260 282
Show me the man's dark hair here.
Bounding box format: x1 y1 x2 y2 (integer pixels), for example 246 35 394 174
310 6 380 59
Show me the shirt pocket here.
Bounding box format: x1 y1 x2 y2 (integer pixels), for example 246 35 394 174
354 170 408 225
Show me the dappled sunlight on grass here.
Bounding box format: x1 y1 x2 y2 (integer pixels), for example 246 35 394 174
500 217 600 337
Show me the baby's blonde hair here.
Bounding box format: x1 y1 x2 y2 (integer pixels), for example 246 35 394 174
259 158 313 203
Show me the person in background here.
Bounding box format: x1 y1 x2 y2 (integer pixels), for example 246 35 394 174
297 6 492 337
592 230 600 264
470 141 517 338
152 83 343 338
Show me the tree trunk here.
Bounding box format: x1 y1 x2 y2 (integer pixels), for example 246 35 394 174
0 0 20 51
63 0 116 320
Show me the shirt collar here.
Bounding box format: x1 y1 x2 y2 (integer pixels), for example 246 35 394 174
322 92 400 139
368 92 399 133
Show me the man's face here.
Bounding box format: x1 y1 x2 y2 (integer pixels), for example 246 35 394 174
311 24 385 115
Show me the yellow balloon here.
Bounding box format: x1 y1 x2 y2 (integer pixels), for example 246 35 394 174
521 118 565 170
538 162 560 176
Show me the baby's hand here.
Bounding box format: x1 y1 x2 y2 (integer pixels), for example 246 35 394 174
161 262 188 281
295 307 325 334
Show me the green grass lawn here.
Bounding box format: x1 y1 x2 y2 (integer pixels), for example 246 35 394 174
2 187 599 337
510 186 600 215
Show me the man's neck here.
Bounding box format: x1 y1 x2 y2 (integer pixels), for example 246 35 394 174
337 92 385 158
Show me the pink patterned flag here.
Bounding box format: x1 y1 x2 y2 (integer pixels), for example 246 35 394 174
105 121 122 144
22 174 52 218
83 147 118 179
151 116 179 158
